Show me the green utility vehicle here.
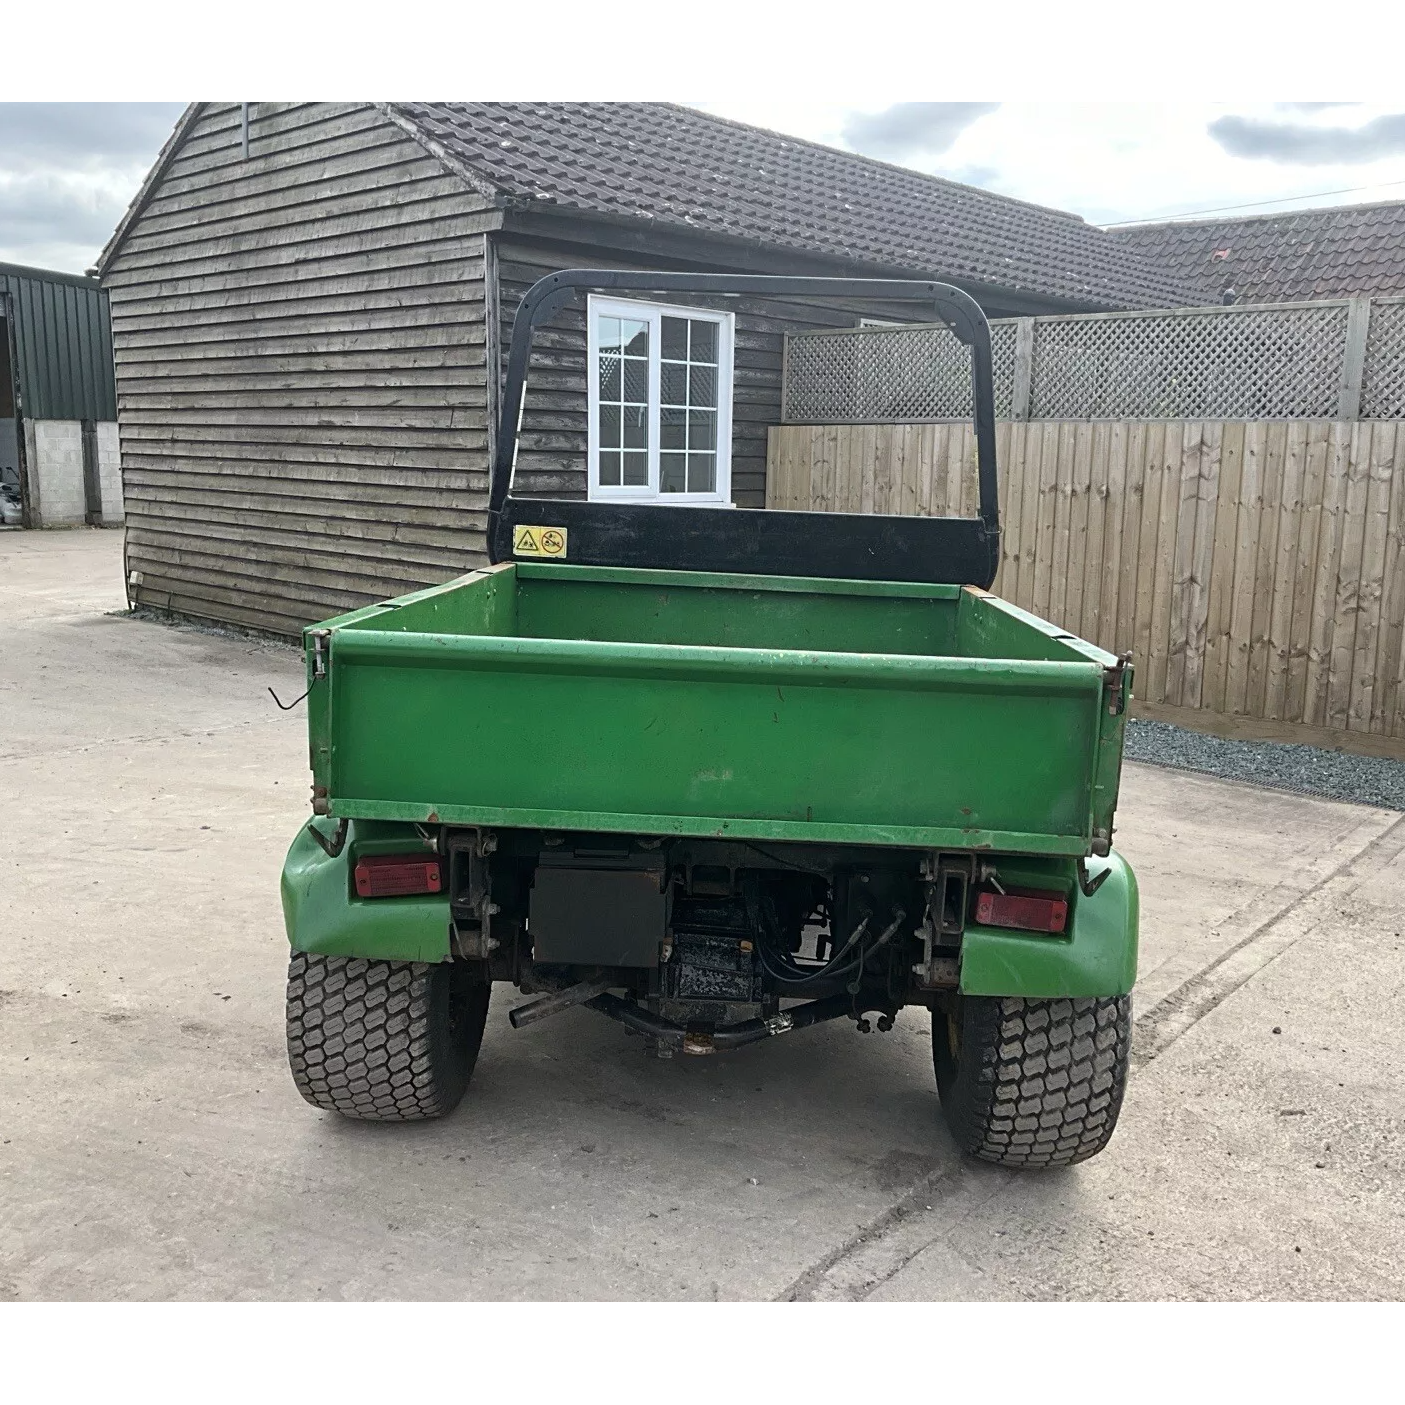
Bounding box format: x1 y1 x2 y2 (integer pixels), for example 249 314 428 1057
281 272 1138 1169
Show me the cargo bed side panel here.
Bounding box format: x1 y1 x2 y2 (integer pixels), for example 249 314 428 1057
322 632 1105 853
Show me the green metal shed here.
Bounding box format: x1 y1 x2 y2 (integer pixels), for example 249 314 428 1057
0 261 117 421
0 261 120 528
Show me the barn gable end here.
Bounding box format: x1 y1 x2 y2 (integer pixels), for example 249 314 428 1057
103 101 503 635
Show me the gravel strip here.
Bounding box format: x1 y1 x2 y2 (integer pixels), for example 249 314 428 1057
1125 717 1405 812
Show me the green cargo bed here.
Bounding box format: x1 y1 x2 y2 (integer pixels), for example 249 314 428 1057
305 562 1130 858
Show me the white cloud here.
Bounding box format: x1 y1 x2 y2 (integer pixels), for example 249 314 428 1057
841 103 999 160
699 102 1405 226
0 102 184 272
1210 111 1405 165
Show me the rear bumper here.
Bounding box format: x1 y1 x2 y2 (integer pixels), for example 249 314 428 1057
958 850 1138 999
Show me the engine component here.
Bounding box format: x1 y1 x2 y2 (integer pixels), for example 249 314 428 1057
664 895 762 1004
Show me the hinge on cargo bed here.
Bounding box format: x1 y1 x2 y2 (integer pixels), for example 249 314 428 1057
309 629 330 680
914 854 981 990
447 829 499 960
1103 651 1133 716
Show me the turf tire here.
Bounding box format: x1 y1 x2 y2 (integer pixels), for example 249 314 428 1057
286 953 490 1121
933 994 1131 1168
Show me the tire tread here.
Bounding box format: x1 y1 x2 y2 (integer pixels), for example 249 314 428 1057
286 953 488 1121
935 994 1131 1169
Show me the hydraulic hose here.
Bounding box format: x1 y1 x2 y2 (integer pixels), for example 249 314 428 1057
760 915 871 986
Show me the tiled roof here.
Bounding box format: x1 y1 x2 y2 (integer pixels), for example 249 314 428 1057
1106 200 1405 305
390 102 1195 312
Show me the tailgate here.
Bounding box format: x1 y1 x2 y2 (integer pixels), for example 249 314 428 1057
310 625 1122 856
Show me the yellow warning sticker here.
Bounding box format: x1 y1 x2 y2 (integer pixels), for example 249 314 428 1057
512 525 568 559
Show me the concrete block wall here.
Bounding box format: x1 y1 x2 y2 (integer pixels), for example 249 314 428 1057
96 421 124 526
24 420 85 526
20 419 124 527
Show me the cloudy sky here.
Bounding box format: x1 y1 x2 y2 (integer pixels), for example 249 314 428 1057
4 101 1405 275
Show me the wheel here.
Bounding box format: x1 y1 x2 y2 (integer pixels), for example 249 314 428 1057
933 994 1131 1169
286 953 491 1121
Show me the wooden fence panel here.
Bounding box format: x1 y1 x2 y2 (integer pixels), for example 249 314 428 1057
766 418 1405 755
1327 427 1370 731
1286 421 1330 723
1201 420 1243 715
1377 429 1405 736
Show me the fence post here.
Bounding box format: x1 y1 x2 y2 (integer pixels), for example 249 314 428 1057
1011 317 1035 420
1338 296 1371 420
780 333 791 424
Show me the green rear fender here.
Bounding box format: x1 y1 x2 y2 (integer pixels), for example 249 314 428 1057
959 850 1138 1000
281 819 451 964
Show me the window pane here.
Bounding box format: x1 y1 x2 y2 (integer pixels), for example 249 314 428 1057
598 351 621 401
661 407 686 449
622 406 648 449
690 319 718 364
688 365 717 408
687 452 716 494
661 316 688 359
594 304 729 504
661 362 687 406
622 358 648 404
688 409 716 451
660 452 686 493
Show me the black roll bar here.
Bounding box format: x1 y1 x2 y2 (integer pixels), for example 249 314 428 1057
487 270 1001 587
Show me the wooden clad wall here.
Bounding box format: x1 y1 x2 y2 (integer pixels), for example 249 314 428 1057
492 235 869 508
768 420 1405 757
103 102 501 636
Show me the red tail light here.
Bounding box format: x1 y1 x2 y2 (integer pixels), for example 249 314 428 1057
354 853 443 898
973 887 1068 934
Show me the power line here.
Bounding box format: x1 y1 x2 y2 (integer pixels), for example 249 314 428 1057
1104 177 1405 228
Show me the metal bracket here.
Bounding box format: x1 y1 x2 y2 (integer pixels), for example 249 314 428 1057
308 629 330 680
913 924 960 990
447 829 498 956
1077 858 1111 898
451 920 498 961
1103 651 1133 715
308 817 348 859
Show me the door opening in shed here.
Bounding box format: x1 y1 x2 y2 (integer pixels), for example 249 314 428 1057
0 316 23 527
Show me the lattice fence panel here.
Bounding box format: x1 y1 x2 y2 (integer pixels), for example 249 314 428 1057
1029 303 1349 419
784 322 1015 422
778 300 1405 423
1361 298 1405 420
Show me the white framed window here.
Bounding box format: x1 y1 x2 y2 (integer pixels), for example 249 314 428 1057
587 295 735 505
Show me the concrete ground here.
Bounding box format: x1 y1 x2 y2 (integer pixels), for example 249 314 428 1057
2 528 1402 1301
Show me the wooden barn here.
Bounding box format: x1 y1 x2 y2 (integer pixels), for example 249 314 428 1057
96 102 1191 635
